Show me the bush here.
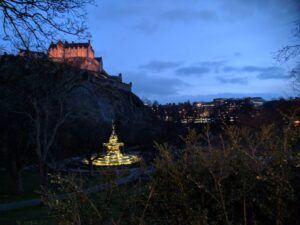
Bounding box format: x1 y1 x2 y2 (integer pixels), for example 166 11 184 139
129 125 300 225
42 125 300 225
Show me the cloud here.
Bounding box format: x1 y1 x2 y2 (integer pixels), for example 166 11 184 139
125 71 188 98
135 20 158 34
222 65 286 74
92 2 148 21
161 9 217 22
222 66 265 73
257 67 289 79
221 65 288 80
216 76 248 85
175 66 210 76
93 2 217 25
242 66 269 72
197 60 227 73
133 7 217 33
234 52 242 57
198 60 227 66
220 0 299 21
139 60 182 72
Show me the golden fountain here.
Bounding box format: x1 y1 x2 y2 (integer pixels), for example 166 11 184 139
83 124 141 166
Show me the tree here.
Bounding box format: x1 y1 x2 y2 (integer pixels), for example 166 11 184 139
0 0 94 50
0 56 83 184
0 113 32 193
291 65 300 93
277 21 300 94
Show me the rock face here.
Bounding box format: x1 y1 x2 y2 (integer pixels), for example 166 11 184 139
69 72 160 146
0 55 160 158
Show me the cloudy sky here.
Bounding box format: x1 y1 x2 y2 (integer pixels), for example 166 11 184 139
87 0 299 103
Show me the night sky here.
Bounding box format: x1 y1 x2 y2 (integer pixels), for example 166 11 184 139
2 0 298 103
85 0 299 103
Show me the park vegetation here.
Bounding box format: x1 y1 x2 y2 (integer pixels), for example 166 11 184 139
42 122 300 225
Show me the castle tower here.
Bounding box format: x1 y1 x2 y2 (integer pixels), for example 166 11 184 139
48 40 102 72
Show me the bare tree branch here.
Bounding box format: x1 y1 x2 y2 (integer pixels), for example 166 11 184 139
276 20 300 95
0 0 95 50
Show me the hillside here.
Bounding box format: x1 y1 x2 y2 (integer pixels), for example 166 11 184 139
0 55 161 160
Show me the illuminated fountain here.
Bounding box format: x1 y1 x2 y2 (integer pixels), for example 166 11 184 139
83 124 141 166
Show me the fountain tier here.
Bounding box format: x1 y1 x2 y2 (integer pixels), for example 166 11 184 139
83 124 140 166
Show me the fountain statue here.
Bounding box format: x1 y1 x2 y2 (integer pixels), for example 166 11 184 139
83 123 141 166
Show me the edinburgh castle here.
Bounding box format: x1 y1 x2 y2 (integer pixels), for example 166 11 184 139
17 41 132 92
48 40 102 73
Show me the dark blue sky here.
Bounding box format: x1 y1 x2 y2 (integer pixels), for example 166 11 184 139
40 1 300 102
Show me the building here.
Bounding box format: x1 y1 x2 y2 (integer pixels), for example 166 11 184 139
16 40 132 92
250 97 265 107
48 40 102 72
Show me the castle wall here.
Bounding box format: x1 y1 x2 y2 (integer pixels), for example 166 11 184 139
48 42 95 59
87 45 94 59
48 42 100 72
47 41 130 91
48 44 64 58
80 47 85 57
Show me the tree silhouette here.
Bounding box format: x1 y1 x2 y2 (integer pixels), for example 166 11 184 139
277 20 300 94
0 0 94 50
0 56 83 184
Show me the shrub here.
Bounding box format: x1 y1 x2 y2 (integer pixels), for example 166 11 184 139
42 125 300 225
130 125 300 225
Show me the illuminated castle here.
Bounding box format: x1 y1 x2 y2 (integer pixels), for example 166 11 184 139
48 40 102 72
18 40 132 91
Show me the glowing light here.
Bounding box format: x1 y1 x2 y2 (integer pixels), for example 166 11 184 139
293 120 300 127
82 124 141 166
